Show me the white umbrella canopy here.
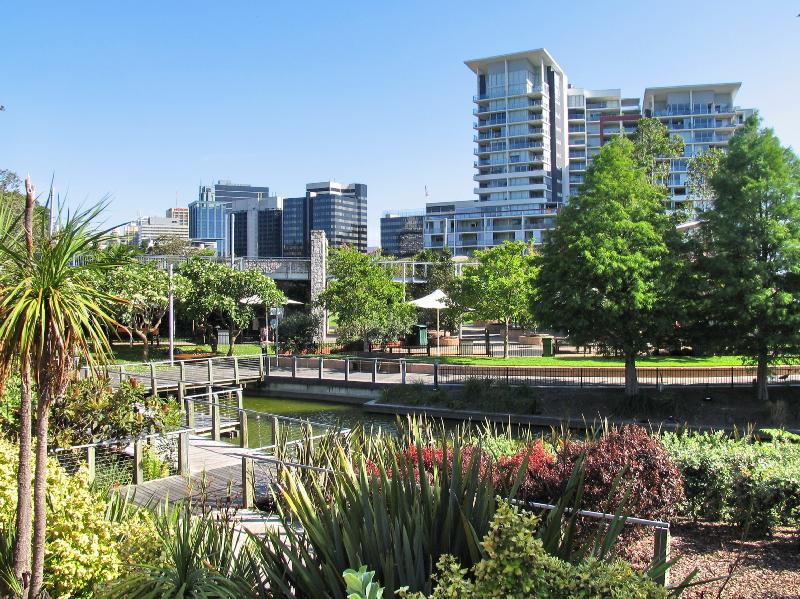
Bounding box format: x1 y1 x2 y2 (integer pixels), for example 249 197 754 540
408 289 449 310
408 289 450 351
240 295 303 305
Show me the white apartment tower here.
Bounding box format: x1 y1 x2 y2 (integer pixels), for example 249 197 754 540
422 49 756 257
467 49 569 208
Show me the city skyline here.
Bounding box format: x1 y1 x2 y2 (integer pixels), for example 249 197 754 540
2 1 798 246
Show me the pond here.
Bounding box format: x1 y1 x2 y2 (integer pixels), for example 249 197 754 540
240 394 399 447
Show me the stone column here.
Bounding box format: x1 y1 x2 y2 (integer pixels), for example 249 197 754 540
310 230 328 342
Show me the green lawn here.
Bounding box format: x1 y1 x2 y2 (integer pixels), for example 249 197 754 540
110 340 267 363
408 355 751 367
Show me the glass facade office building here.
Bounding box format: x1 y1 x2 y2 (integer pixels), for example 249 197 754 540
282 196 309 257
380 213 423 257
189 181 271 252
308 182 367 252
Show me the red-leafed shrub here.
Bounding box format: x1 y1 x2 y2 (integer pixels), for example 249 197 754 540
581 425 684 523
494 440 557 501
400 444 494 484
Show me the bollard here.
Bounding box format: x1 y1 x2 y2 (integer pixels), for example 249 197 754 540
372 359 378 383
258 353 264 380
292 355 297 378
133 440 144 484
86 446 96 485
434 359 439 388
345 358 350 381
234 356 240 384
179 361 186 385
178 432 189 475
318 357 324 380
401 359 407 385
239 411 249 448
653 527 670 586
242 457 255 509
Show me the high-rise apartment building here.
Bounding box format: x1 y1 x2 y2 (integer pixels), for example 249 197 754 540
380 213 424 257
643 84 753 210
423 48 755 256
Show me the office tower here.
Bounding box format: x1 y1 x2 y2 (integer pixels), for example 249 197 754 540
380 213 424 257
189 181 271 252
306 182 368 252
225 195 283 258
165 207 189 226
282 196 309 257
134 215 190 245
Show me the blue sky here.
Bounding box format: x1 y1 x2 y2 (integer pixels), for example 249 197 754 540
2 1 798 245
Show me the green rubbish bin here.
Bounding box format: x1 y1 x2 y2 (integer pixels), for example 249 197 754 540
542 337 554 357
414 324 428 346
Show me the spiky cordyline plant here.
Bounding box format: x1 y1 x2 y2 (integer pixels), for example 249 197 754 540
0 192 125 598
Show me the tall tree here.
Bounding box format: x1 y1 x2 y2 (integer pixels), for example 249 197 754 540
319 247 415 351
451 241 536 358
687 147 725 211
177 259 284 355
630 118 685 186
103 261 188 360
0 189 122 597
699 116 800 401
534 137 675 396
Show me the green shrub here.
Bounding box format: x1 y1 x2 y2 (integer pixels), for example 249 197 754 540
141 443 170 481
662 431 800 535
0 438 121 598
50 378 182 447
399 501 668 599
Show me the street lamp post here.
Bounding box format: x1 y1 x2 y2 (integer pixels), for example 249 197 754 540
168 263 175 365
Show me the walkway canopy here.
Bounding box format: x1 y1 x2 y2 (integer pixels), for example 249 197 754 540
408 289 449 350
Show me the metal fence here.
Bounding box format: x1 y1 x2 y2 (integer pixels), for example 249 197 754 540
386 342 544 358
51 428 191 490
438 364 800 387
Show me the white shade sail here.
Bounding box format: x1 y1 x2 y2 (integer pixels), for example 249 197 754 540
240 295 303 306
408 289 449 310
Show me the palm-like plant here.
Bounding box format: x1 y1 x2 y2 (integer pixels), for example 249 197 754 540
0 186 123 597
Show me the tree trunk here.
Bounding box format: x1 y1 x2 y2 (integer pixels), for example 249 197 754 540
363 336 370 352
13 356 32 596
135 329 149 361
756 350 770 402
624 353 639 398
503 318 510 359
28 401 49 598
227 327 237 357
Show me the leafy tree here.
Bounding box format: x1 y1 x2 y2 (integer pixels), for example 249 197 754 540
630 118 684 186
697 116 800 401
687 147 725 211
177 259 284 355
319 247 415 351
534 138 675 396
0 184 122 597
452 241 537 358
147 235 195 257
102 261 188 361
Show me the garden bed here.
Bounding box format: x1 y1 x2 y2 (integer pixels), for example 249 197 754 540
670 520 800 598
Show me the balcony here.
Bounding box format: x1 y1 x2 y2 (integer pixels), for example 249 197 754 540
475 158 507 167
509 140 544 150
475 116 507 128
475 131 506 141
569 125 586 133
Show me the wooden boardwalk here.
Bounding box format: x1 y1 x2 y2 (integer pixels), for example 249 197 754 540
121 436 282 536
